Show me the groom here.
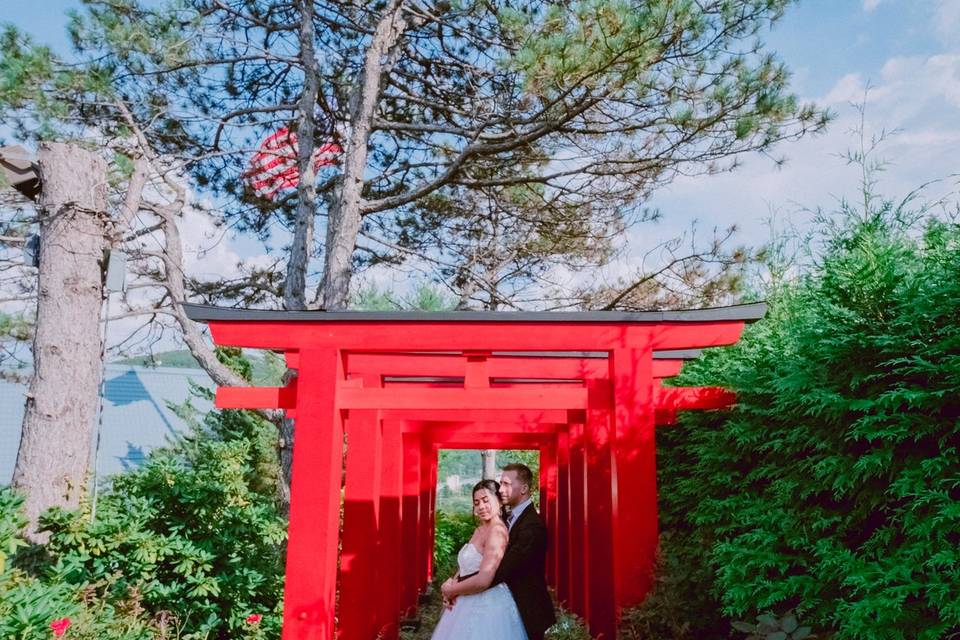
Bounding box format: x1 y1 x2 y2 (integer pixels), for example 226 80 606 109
441 462 557 638
494 463 557 640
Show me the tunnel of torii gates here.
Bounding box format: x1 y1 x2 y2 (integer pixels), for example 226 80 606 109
183 302 766 640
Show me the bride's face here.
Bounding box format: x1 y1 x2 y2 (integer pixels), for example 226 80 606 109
472 488 499 522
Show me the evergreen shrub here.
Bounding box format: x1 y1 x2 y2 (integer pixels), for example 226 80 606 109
653 213 960 639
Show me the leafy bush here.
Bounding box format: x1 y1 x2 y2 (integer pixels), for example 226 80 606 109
32 398 287 639
433 511 475 579
658 212 960 639
0 488 157 640
546 608 590 640
733 611 815 640
1 371 287 640
619 531 731 640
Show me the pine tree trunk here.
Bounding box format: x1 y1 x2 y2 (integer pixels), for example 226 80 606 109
12 142 108 539
482 449 498 480
284 0 320 311
320 0 408 310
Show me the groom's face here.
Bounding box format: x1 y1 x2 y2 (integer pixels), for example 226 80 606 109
498 470 527 508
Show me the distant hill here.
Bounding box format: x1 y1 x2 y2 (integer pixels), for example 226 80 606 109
116 350 201 369
115 349 285 386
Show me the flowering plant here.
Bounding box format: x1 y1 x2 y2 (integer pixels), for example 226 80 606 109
49 618 71 637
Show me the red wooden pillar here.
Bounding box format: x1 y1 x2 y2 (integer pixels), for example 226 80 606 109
427 446 439 583
585 379 618 640
418 438 433 593
567 420 589 622
377 421 404 640
281 349 345 640
539 442 558 587
610 348 657 609
401 432 422 615
555 429 571 606
339 408 382 640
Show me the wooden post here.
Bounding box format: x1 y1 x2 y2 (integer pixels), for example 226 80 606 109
401 432 422 615
377 420 404 639
281 349 345 640
540 443 558 587
611 348 658 609
555 429 572 605
418 438 433 593
427 446 439 583
586 379 618 640
339 378 382 640
568 420 589 622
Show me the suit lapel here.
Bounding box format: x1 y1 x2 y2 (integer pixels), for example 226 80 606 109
510 503 535 539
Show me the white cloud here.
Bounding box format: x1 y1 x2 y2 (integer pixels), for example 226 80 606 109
821 73 869 106
180 207 257 281
863 0 883 12
635 50 960 266
933 0 960 44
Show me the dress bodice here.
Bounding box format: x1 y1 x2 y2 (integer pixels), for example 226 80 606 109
432 542 528 639
457 543 483 575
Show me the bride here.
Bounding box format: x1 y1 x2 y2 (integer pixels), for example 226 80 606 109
430 479 528 640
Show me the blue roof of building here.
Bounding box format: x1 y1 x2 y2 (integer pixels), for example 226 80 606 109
1 364 213 484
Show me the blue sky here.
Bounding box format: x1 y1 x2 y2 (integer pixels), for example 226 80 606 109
628 0 960 288
6 0 960 302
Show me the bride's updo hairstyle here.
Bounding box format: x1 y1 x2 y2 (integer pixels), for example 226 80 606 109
472 479 505 522
472 479 499 498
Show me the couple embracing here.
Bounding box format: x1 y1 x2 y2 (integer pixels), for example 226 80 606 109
430 463 557 640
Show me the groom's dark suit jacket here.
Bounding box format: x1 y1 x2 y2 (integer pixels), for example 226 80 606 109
492 505 556 640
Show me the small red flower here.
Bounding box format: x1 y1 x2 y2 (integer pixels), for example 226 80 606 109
246 613 263 625
50 618 71 637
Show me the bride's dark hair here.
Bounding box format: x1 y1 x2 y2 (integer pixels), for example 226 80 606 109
472 479 506 522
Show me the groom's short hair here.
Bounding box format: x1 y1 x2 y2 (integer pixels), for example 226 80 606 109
502 463 534 489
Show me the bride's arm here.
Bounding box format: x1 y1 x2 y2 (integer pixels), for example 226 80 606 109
442 527 509 597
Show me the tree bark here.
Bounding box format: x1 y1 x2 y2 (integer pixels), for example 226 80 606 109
482 449 498 480
13 142 108 539
320 0 408 310
284 0 320 311
111 100 247 390
151 181 247 389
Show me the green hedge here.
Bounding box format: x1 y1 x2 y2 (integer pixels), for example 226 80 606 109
654 215 960 639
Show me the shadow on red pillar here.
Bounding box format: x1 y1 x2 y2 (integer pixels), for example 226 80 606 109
401 433 422 616
418 440 433 594
376 421 404 640
281 349 345 640
568 421 589 624
427 449 439 584
586 379 618 640
339 409 382 640
540 444 558 588
555 429 571 606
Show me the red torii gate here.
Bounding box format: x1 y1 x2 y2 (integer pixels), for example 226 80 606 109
183 303 764 639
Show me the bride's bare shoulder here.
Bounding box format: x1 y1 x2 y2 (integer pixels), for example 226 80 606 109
490 523 509 545
477 523 508 551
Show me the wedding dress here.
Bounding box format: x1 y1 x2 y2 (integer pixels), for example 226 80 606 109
430 543 529 640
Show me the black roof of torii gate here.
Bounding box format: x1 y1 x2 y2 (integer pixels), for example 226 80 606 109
182 301 767 324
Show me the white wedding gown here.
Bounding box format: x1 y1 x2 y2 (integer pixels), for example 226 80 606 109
430 543 529 640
